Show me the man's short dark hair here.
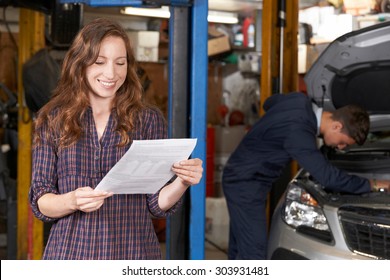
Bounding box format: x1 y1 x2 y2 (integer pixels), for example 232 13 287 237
331 104 370 145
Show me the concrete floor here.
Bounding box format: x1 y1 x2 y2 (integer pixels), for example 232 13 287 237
160 242 228 260
0 238 228 260
0 201 229 260
0 217 228 260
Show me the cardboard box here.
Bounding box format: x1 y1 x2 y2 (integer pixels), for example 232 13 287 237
208 27 231 57
127 31 159 62
213 153 230 197
206 197 229 250
214 125 247 154
343 0 371 16
298 44 318 74
298 43 329 74
298 44 310 74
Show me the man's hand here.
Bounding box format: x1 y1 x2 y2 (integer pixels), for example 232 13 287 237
370 179 390 192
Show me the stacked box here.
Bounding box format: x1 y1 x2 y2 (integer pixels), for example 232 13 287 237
127 31 160 62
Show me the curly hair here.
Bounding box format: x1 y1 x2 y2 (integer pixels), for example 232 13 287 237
34 18 145 148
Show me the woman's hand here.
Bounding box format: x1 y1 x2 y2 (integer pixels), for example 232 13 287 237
172 158 203 187
72 187 114 213
158 158 203 211
37 187 113 218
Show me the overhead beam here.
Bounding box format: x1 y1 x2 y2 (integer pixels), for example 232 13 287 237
59 0 192 7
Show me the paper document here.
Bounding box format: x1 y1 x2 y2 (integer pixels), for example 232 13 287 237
95 138 197 194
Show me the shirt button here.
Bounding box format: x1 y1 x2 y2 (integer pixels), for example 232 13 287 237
95 156 99 160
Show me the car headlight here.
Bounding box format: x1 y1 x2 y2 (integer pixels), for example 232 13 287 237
282 182 332 242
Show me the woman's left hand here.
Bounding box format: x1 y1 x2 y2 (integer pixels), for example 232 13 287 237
172 158 203 187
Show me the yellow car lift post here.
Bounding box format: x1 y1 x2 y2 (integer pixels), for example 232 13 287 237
17 8 45 260
260 0 299 227
261 0 299 107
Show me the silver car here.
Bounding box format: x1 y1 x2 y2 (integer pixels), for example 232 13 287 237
267 20 390 260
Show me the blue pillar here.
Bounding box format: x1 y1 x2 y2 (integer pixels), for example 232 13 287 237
189 0 208 260
59 0 208 260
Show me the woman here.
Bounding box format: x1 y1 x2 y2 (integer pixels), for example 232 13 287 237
29 18 203 260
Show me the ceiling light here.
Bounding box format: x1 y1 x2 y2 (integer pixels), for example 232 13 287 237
207 10 238 24
121 6 238 24
121 6 170 19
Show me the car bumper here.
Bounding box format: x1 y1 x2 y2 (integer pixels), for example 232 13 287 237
267 207 372 260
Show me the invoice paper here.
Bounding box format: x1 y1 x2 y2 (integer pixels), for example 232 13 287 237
95 138 197 194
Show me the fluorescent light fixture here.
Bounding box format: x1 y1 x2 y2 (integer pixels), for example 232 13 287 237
121 6 238 24
207 10 238 24
121 6 170 19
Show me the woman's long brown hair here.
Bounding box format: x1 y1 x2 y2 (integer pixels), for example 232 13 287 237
34 18 145 148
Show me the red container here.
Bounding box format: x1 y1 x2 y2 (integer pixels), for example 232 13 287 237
206 126 215 197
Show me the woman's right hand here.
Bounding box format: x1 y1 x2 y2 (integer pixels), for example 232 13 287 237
72 187 114 213
37 187 113 218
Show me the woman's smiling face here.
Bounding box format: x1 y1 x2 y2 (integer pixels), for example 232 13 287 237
86 35 128 101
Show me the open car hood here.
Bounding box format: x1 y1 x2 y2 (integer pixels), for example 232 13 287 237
305 21 390 115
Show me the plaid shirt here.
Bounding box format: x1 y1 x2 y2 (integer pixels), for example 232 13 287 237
29 107 180 259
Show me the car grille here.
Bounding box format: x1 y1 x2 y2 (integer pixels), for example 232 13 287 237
339 206 390 259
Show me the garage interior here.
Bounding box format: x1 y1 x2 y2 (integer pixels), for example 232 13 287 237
0 0 389 260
